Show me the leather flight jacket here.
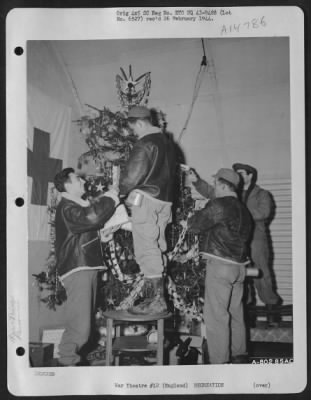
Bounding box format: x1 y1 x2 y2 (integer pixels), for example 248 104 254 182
55 196 116 277
188 196 253 263
119 132 176 202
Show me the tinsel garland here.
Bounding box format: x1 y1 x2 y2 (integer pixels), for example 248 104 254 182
101 213 203 314
167 276 203 322
168 213 192 262
32 187 67 310
116 277 145 310
107 239 140 284
101 236 144 310
166 217 204 320
97 228 142 310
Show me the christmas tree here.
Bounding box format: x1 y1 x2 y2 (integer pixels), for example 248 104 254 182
34 67 206 327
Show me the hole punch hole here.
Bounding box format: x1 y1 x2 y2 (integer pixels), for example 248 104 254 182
15 197 24 207
16 347 25 356
14 47 24 56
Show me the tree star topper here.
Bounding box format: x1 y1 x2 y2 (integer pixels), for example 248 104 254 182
116 65 151 110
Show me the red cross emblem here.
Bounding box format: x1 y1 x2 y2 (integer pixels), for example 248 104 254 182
27 128 63 205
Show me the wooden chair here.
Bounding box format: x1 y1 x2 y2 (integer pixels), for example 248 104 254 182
103 310 172 366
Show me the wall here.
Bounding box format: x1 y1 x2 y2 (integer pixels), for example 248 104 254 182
27 41 87 340
27 41 87 167
54 37 290 182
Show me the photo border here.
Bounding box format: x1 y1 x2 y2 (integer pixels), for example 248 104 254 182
4 2 310 397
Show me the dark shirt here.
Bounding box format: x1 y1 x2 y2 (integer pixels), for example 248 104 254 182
55 195 116 277
188 196 253 263
119 132 176 202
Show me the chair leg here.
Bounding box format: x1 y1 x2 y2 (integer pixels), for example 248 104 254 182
115 325 120 365
157 318 164 365
106 318 113 366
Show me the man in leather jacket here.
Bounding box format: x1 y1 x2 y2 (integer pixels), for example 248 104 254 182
186 168 253 364
54 168 119 366
119 106 176 314
233 163 282 324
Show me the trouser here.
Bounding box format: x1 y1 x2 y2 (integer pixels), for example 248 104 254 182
251 239 280 305
131 194 172 278
203 258 246 364
58 270 98 366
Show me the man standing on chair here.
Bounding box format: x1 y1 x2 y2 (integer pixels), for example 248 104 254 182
54 168 119 366
232 163 282 325
119 106 176 315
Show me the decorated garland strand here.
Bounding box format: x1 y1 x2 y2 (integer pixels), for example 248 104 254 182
187 233 200 266
101 237 145 310
32 188 67 310
166 211 203 321
167 276 203 322
167 220 189 261
107 239 142 284
116 275 145 310
167 212 200 266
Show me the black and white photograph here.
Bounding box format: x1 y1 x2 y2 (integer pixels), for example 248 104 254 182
6 6 306 396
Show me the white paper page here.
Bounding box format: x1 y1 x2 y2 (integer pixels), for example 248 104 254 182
6 6 306 396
